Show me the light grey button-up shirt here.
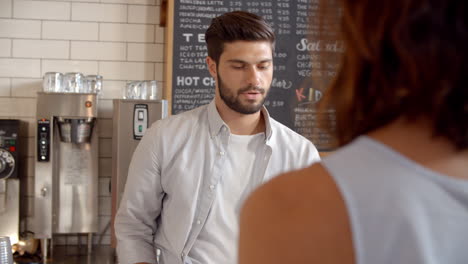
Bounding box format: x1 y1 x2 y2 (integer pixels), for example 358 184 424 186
115 100 320 264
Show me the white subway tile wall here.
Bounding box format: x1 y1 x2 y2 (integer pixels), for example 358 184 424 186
0 39 12 57
127 43 163 62
99 61 154 80
101 80 126 99
0 0 13 18
0 98 36 117
128 5 159 24
71 41 126 61
97 118 113 138
0 78 11 96
0 0 165 245
154 62 164 81
42 59 99 75
99 177 111 196
18 117 36 140
0 58 41 78
102 0 156 5
13 0 71 20
43 21 99 40
11 78 41 97
99 138 113 158
99 197 112 216
99 23 155 42
155 24 165 43
97 98 113 118
0 19 41 38
67 0 100 3
13 39 69 59
72 3 127 23
99 158 112 177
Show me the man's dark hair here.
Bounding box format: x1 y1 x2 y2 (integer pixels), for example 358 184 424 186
205 11 275 64
321 0 468 150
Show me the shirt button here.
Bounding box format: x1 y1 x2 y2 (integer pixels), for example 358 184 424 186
219 151 225 156
209 185 215 190
197 219 201 225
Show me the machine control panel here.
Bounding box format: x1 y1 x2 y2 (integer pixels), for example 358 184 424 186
37 119 50 162
0 120 19 179
133 104 148 140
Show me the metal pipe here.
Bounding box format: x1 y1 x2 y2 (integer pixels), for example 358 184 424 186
87 233 93 255
42 238 48 263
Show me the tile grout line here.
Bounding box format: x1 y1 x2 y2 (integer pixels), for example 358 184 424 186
69 1 73 22
9 0 13 102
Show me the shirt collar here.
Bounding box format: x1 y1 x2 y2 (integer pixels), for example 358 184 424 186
207 100 273 141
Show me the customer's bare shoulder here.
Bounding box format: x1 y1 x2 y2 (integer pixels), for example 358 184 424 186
239 163 355 264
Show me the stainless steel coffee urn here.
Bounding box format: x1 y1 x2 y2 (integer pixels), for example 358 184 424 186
110 99 167 247
34 92 99 258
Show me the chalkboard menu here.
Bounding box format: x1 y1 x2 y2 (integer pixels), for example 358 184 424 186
170 0 341 151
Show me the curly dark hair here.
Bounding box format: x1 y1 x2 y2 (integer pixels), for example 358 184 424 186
205 11 275 65
322 0 468 149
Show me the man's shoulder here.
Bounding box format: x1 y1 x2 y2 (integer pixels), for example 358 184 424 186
268 117 310 143
267 116 320 163
145 104 209 141
154 104 208 128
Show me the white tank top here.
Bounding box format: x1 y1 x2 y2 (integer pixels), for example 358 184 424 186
322 136 468 264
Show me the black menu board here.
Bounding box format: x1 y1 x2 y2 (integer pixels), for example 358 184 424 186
170 0 341 151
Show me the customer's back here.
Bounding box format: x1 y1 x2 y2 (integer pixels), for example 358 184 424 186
322 133 468 264
238 1 468 264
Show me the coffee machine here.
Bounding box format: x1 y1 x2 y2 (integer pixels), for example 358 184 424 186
0 120 20 245
34 92 99 258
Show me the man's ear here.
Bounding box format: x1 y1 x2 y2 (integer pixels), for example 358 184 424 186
206 56 217 79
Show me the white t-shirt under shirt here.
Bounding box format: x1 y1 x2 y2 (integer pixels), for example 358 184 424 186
188 132 266 264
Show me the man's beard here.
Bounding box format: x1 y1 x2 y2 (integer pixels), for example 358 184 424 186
217 72 269 115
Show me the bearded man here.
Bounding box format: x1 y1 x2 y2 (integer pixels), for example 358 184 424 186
115 10 320 264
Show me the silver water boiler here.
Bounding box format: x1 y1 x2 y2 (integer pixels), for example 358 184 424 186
110 99 167 247
0 120 20 245
34 92 99 259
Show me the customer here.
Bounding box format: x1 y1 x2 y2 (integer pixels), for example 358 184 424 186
115 11 320 264
239 1 468 264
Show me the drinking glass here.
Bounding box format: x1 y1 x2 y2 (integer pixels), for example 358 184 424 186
62 72 84 93
0 236 13 264
124 81 141 99
84 75 103 94
148 80 161 100
42 72 62 93
139 81 150 100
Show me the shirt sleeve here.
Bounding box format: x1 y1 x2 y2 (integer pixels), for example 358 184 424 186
305 139 321 165
115 123 165 264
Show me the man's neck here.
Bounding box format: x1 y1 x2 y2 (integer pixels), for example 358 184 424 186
215 99 266 135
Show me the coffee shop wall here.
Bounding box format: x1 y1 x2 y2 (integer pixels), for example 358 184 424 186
0 0 166 245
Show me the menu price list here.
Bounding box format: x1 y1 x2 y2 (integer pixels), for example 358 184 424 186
172 0 342 151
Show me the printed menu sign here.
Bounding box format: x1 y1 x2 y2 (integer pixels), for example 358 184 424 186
171 0 341 151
